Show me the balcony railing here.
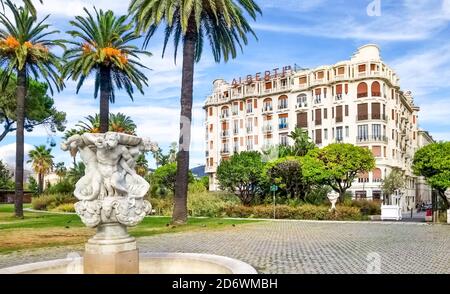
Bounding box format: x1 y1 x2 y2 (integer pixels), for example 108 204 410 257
233 146 239 153
278 103 288 110
221 130 230 138
357 93 368 98
262 105 273 113
295 102 308 109
314 95 322 104
231 110 239 116
356 114 388 122
372 92 381 97
221 147 230 154
233 129 239 135
246 145 254 151
220 113 230 119
246 127 253 134
356 136 389 143
262 125 273 133
335 94 343 101
279 123 289 130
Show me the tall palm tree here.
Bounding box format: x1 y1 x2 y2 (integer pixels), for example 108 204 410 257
27 145 53 194
135 154 149 177
62 8 151 133
54 162 67 182
129 0 261 224
1 1 40 17
0 0 64 218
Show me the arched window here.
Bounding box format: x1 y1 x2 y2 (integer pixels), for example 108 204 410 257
357 82 368 98
278 95 288 110
371 81 381 97
373 168 382 183
358 172 369 183
297 94 307 107
263 98 273 112
220 106 229 118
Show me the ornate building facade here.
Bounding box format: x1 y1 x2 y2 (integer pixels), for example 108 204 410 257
204 44 433 210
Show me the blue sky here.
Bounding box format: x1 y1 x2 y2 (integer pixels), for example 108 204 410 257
1 0 450 170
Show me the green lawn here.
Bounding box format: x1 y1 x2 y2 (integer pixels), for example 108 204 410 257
0 204 258 254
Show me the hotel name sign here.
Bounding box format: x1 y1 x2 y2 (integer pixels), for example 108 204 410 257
231 65 292 87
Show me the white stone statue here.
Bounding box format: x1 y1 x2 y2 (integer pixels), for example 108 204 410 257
61 132 153 228
327 191 340 212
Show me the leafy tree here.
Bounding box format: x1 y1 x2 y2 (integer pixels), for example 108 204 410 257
381 168 405 205
130 0 261 224
303 144 376 202
413 142 450 208
54 162 67 182
135 154 149 177
264 156 311 201
0 77 66 142
216 151 264 206
0 159 13 189
27 145 53 194
0 0 64 217
287 127 316 157
76 113 137 135
63 8 150 133
151 163 193 195
26 176 38 195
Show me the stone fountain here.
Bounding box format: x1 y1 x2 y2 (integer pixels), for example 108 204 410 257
0 132 256 274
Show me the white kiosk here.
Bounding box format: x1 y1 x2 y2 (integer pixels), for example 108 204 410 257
381 190 403 221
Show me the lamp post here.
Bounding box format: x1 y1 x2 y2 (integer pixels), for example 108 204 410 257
270 185 278 219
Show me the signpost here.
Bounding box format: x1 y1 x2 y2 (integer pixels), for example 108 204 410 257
270 185 278 219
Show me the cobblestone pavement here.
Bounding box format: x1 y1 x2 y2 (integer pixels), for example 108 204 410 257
1 221 449 274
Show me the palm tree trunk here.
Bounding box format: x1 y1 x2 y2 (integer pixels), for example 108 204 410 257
172 26 196 225
38 173 44 194
15 68 27 218
99 67 111 133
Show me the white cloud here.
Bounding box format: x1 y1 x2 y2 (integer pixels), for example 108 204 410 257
0 143 34 168
258 0 326 12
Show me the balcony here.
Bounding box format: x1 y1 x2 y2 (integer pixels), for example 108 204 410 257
278 123 289 130
221 130 230 138
262 105 273 114
334 74 346 82
246 145 254 151
233 146 239 153
262 124 273 133
357 92 368 98
335 94 343 101
295 102 308 109
356 135 389 144
245 87 257 96
372 92 381 97
231 110 239 116
246 127 253 134
311 78 326 86
356 114 388 122
246 108 254 114
233 129 239 136
221 147 230 155
220 113 230 120
335 137 344 143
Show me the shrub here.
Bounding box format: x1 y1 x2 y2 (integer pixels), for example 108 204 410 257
45 180 74 195
32 194 76 211
304 186 331 205
31 195 54 211
222 204 363 221
350 200 381 215
52 203 75 213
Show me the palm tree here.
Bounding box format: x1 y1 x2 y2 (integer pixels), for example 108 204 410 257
27 145 53 194
1 1 40 16
0 0 64 218
129 0 261 224
76 113 137 135
54 162 67 182
62 8 151 133
288 127 316 157
66 162 85 185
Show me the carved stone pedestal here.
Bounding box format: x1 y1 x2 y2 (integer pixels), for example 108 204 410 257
84 224 139 274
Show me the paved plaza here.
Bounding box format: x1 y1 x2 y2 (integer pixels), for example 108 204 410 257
1 220 449 274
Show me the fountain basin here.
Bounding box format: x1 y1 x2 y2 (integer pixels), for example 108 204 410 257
0 253 258 274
